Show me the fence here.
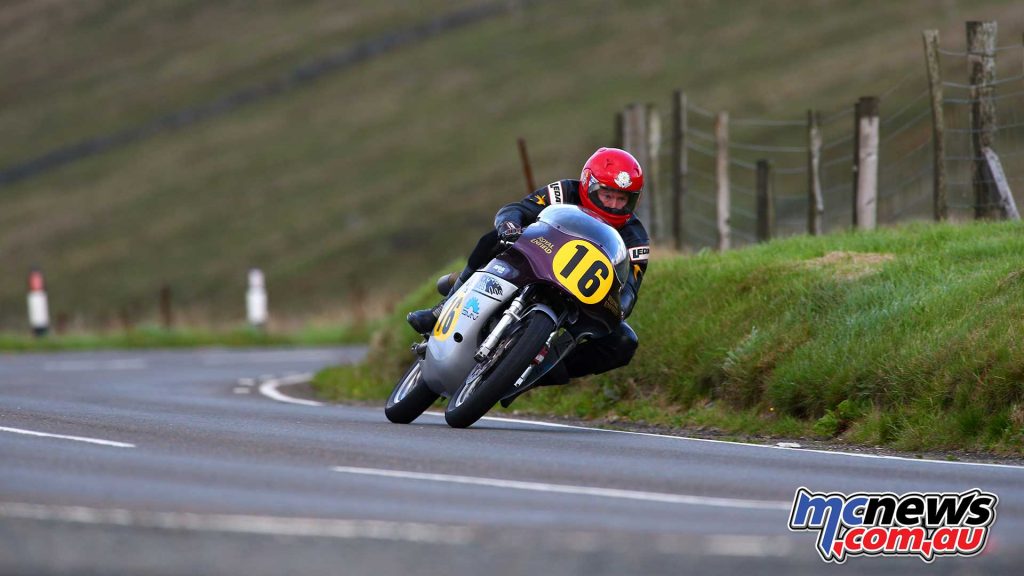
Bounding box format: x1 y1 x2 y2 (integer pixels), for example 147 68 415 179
605 21 1024 251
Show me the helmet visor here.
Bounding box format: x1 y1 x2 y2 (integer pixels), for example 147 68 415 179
586 180 639 216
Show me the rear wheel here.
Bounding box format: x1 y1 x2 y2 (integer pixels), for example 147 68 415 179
385 360 439 424
444 311 554 428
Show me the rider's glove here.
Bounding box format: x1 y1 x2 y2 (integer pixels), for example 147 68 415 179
497 220 523 243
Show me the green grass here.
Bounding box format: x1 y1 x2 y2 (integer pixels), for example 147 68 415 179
315 221 1024 454
2 0 1022 330
0 322 371 353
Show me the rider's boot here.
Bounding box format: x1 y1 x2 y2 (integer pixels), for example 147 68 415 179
406 304 444 335
406 267 471 334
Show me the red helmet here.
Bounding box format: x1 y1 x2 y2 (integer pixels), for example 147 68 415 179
579 147 643 229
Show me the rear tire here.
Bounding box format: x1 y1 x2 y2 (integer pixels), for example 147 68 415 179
444 311 554 428
385 360 439 424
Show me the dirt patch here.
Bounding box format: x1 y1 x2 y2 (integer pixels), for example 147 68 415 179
801 251 895 280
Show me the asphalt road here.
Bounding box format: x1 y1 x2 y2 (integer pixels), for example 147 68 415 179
1 347 1022 576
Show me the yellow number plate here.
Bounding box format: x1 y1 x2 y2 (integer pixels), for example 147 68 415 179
552 240 614 304
432 291 466 341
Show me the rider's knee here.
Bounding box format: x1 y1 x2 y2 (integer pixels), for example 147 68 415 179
615 323 639 366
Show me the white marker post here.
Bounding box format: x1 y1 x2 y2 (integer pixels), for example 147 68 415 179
246 268 268 330
27 268 50 337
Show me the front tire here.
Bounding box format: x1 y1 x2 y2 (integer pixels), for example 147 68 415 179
444 311 555 428
385 360 439 424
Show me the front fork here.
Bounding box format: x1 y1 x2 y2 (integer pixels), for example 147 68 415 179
512 330 559 388
474 287 532 362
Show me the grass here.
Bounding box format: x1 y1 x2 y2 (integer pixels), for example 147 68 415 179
0 322 372 353
2 0 1022 330
314 221 1024 454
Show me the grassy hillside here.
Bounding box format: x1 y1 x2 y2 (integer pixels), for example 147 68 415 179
1 0 1022 331
315 221 1024 454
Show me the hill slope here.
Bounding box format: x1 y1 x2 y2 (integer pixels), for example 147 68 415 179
1 0 1021 329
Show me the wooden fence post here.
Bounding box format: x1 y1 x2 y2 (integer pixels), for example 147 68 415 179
55 312 69 335
647 103 662 241
715 111 731 251
516 137 536 194
807 109 824 235
983 147 1020 220
854 96 880 230
852 99 860 227
756 159 774 242
923 30 947 221
159 284 173 329
622 104 652 231
967 21 998 219
671 90 688 251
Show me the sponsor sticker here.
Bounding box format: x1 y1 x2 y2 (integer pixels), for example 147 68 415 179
530 236 555 254
788 487 998 564
473 276 505 301
482 277 503 297
629 245 650 262
461 297 480 321
547 181 564 205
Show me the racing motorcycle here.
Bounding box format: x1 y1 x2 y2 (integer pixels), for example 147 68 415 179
385 204 629 428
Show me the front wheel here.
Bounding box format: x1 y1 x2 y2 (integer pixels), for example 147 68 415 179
385 360 439 424
445 311 555 428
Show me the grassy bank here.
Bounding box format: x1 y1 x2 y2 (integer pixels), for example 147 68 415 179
314 222 1024 454
0 322 370 352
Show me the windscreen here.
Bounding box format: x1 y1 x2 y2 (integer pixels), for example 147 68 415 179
536 205 630 284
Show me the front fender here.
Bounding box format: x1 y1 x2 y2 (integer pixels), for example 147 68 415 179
521 303 559 325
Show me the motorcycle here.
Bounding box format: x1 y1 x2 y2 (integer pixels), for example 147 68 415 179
385 204 629 428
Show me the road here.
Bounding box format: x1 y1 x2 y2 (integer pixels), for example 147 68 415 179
1 347 1022 575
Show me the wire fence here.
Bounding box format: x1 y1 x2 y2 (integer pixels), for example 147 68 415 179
639 28 1024 250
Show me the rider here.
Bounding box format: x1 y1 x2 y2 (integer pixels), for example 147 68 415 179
407 147 650 384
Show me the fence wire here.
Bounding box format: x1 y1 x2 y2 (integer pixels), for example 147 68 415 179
656 33 1023 250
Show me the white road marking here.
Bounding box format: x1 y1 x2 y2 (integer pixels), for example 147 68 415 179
0 502 793 557
260 384 1022 472
232 387 251 395
0 426 134 448
703 535 794 557
257 373 323 407
43 359 147 372
331 466 791 511
420 411 1024 471
0 502 474 544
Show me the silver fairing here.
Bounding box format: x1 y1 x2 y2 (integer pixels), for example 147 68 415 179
420 271 518 396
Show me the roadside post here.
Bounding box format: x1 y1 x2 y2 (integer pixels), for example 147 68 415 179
246 268 268 330
27 268 50 337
